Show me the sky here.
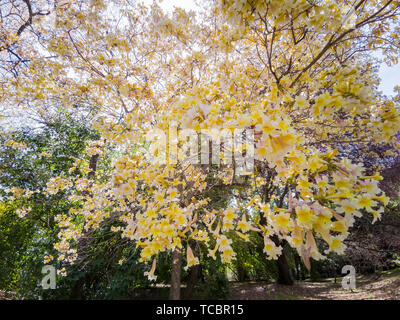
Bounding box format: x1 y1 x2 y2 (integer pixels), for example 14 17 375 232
379 63 400 97
150 0 399 97
154 0 198 12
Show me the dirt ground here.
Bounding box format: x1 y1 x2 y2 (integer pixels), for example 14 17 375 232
1 269 398 300
229 269 400 300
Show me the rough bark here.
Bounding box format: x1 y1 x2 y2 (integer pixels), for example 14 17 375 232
272 236 294 285
169 248 182 300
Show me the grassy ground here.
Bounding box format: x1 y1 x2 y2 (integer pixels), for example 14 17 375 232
229 268 400 300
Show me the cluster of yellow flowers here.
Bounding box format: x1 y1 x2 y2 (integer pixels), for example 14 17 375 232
51 1 398 279
5 140 27 150
3 0 399 280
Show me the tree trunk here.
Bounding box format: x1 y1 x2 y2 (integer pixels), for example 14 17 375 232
272 237 293 285
257 232 294 285
276 251 294 285
169 248 182 300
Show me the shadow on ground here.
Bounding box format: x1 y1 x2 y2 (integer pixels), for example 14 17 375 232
229 269 400 300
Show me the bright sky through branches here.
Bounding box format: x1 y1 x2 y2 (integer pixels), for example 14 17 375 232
152 0 399 97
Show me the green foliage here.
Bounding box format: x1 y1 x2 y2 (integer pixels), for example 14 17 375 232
39 230 153 299
188 243 230 300
230 231 278 282
0 115 99 298
2 111 399 299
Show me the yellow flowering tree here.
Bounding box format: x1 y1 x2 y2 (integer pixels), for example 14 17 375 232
2 0 400 298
